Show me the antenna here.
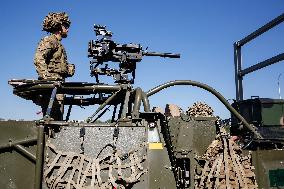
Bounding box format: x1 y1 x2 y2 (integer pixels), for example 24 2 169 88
278 72 283 99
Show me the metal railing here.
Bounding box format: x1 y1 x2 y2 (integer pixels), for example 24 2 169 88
234 13 284 101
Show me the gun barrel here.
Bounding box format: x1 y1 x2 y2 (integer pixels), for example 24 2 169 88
143 52 180 58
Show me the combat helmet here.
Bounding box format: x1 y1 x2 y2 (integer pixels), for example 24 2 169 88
42 12 71 33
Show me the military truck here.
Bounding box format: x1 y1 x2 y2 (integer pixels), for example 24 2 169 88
0 14 283 189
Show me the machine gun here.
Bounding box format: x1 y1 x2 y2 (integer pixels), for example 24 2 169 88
88 25 180 84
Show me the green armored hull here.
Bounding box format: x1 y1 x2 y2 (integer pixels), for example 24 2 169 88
1 115 283 189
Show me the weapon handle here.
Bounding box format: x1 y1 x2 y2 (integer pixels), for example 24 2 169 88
143 52 180 58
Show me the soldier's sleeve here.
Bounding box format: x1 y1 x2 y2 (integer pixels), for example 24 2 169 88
34 37 57 79
62 45 75 77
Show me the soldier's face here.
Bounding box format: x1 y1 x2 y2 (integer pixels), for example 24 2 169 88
61 25 69 38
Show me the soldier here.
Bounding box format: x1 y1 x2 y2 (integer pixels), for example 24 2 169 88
34 12 75 80
34 12 75 120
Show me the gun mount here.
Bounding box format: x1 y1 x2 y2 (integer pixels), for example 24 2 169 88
88 25 180 84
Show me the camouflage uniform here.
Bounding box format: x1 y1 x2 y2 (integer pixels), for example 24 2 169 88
34 34 74 80
34 12 74 120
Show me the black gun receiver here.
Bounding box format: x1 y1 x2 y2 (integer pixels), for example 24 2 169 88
88 25 180 84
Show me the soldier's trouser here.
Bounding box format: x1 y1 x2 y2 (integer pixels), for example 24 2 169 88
41 94 64 121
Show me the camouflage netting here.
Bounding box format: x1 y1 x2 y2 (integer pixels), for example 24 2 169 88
44 141 147 189
186 102 214 117
43 12 71 32
164 104 183 117
194 128 258 189
152 106 164 114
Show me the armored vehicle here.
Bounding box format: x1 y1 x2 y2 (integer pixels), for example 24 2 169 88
0 14 284 189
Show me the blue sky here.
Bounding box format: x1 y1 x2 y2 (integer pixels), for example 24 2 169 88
0 1 283 120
